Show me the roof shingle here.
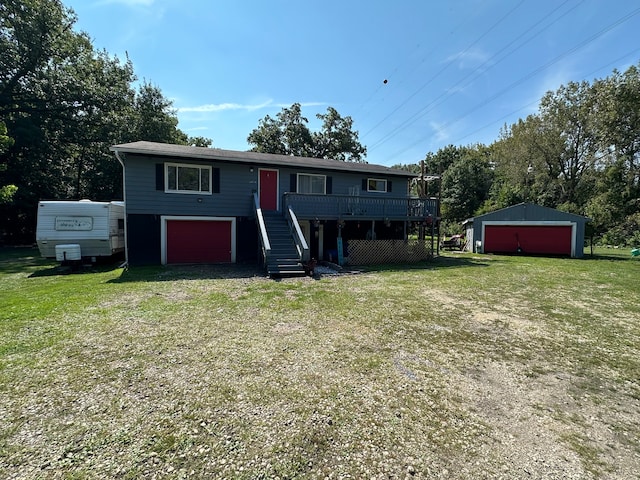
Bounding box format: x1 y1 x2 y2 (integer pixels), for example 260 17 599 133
111 141 416 178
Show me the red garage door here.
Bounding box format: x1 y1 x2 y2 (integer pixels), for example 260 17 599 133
484 225 572 256
166 220 232 263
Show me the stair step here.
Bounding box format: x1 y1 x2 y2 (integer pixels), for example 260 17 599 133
260 211 306 277
267 267 307 276
268 259 302 264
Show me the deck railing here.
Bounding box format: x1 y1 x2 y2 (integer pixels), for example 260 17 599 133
253 192 271 267
286 206 310 262
282 193 438 220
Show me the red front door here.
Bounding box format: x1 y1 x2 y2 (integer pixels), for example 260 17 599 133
259 169 278 211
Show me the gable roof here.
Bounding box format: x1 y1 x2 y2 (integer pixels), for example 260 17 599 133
469 202 590 223
111 141 416 178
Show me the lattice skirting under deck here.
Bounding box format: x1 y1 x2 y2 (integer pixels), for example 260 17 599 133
346 239 434 265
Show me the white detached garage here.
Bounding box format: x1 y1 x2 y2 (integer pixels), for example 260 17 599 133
465 203 590 258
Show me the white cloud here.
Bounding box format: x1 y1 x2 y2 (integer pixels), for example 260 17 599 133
429 120 450 142
535 65 576 99
446 48 491 70
177 100 327 113
178 101 272 113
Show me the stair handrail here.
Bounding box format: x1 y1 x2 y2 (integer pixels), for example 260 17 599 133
253 193 271 264
287 206 310 262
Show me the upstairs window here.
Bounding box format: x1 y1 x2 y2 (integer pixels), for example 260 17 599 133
166 163 212 194
367 178 387 193
297 173 326 194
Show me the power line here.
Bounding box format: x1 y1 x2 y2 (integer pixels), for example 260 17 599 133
367 0 579 152
352 5 483 121
384 6 640 163
445 45 640 147
360 0 527 140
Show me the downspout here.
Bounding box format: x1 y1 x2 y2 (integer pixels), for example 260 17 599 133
114 150 129 266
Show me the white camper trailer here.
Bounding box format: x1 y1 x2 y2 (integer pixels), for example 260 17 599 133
36 200 125 261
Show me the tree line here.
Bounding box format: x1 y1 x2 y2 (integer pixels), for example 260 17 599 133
397 63 639 247
2 0 638 247
0 0 210 243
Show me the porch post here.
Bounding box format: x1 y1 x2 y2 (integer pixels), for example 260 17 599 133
366 220 376 240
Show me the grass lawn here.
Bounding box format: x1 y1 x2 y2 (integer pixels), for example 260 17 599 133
1 247 638 479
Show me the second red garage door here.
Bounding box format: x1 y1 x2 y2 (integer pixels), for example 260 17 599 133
484 225 572 256
166 220 232 264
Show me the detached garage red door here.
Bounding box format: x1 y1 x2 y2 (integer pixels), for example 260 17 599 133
484 225 572 256
166 220 232 263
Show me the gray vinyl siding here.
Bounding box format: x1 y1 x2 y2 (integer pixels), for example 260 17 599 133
124 155 411 216
124 155 254 216
278 168 409 197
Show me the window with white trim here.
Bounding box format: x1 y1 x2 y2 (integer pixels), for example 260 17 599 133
367 178 387 193
297 173 326 194
166 163 212 194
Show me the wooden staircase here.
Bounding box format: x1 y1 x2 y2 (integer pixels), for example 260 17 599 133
262 211 306 276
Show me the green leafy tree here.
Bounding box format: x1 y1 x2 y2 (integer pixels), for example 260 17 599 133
60 50 137 200
0 0 107 240
410 64 639 244
489 81 598 211
421 144 489 202
476 182 522 215
131 82 187 145
248 103 313 156
0 2 133 240
589 63 640 234
0 0 212 243
186 136 213 148
438 145 494 222
493 66 637 240
537 81 599 207
0 121 17 203
424 144 466 175
312 107 366 162
489 117 555 206
248 103 366 162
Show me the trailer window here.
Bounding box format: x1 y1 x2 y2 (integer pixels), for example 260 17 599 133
166 163 212 194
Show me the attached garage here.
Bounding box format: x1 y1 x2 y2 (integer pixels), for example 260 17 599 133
161 216 236 264
467 203 589 258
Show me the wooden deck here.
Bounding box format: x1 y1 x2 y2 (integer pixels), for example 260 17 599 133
283 193 438 221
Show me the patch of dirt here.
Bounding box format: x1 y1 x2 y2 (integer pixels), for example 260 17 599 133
459 363 590 479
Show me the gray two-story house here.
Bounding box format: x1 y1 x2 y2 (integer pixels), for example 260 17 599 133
111 141 438 274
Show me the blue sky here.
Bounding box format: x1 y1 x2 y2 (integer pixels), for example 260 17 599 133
64 0 640 167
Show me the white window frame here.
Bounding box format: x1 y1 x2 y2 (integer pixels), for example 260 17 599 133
165 162 212 194
297 173 326 194
367 178 387 193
